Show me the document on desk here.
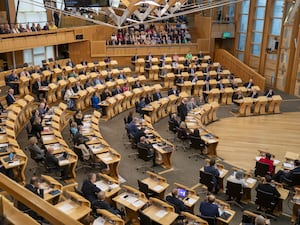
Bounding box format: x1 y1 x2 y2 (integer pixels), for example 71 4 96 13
8 160 20 167
57 202 74 212
283 162 293 169
132 200 144 208
109 183 119 189
153 185 164 192
186 198 197 205
218 169 225 177
93 217 105 225
246 178 256 184
59 159 69 166
155 209 168 218
95 181 109 191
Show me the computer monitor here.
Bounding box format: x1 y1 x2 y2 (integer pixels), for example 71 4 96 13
177 188 188 199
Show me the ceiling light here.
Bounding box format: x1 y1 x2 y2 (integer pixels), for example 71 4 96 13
135 0 160 6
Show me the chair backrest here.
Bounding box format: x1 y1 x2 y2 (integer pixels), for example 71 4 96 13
199 215 216 225
176 127 188 139
190 136 205 149
255 161 270 177
226 181 243 199
137 180 150 198
291 172 300 186
138 211 153 225
137 143 153 161
255 189 276 210
168 120 176 133
200 170 214 191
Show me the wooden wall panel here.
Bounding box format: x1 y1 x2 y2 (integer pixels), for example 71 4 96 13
69 41 91 63
194 15 211 38
211 23 235 38
90 41 107 57
215 49 265 90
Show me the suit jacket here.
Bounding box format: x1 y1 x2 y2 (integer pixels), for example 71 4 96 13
25 184 43 198
81 180 101 203
166 195 187 214
153 92 162 101
265 90 274 97
199 201 219 217
73 85 83 93
177 103 188 121
168 89 179 96
6 94 15 106
249 92 259 98
45 151 59 169
203 84 212 92
257 183 280 197
216 83 225 90
112 88 123 96
92 199 119 215
244 82 254 89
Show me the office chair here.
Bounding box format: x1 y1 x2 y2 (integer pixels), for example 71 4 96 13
26 146 44 175
176 127 189 152
254 161 270 178
255 189 277 219
167 120 177 142
188 136 206 160
198 215 216 225
26 125 33 139
199 170 214 193
138 211 153 225
225 181 244 210
137 180 156 199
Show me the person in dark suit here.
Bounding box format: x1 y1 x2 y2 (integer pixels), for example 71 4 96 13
79 67 88 75
7 70 19 94
92 191 121 215
117 70 126 80
81 173 101 203
6 88 16 106
166 188 189 214
168 86 179 96
81 60 88 66
249 88 259 98
202 80 212 103
53 61 61 69
177 98 188 121
204 159 220 193
31 117 43 139
199 194 219 218
66 59 75 68
273 160 300 183
131 54 138 66
256 175 280 211
32 77 48 101
132 80 143 89
112 85 123 96
264 88 274 98
45 147 68 180
152 89 162 101
145 53 153 62
216 80 225 90
244 78 254 89
73 81 83 94
137 136 156 167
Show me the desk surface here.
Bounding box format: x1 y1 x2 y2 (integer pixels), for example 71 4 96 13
141 177 169 194
55 199 91 220
113 192 147 211
142 204 178 225
227 174 257 189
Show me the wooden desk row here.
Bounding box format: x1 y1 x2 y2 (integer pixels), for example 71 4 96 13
185 104 219 157
234 95 282 117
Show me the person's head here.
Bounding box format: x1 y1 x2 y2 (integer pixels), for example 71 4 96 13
190 97 195 103
255 215 265 225
249 78 253 83
140 136 146 143
97 191 106 201
265 175 272 183
183 98 188 105
209 159 216 167
179 121 187 129
171 113 177 120
171 188 178 197
39 102 45 109
207 194 216 203
8 88 14 95
82 215 95 225
71 122 78 129
235 170 245 180
265 152 271 160
30 176 41 188
29 136 38 145
33 116 41 125
172 85 177 91
47 147 54 154
88 173 97 183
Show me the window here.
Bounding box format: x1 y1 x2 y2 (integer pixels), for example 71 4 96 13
238 34 247 51
253 32 262 43
255 7 266 19
23 46 54 67
240 15 249 32
254 20 264 31
251 45 261 56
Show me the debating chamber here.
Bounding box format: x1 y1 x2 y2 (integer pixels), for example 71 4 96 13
0 0 299 224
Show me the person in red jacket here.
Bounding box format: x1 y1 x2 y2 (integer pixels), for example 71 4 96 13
258 152 274 175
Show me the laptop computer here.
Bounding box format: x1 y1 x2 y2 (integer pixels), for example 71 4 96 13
218 208 231 220
177 188 188 199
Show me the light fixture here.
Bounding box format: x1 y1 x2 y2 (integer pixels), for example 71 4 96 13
134 0 160 6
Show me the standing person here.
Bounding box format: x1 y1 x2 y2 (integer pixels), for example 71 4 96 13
177 98 188 122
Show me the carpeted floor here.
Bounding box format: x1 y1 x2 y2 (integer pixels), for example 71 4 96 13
18 89 300 225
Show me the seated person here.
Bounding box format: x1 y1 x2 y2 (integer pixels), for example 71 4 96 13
132 80 143 89
227 170 248 202
92 191 121 216
264 88 274 98
64 85 76 110
37 102 47 117
273 159 300 183
258 152 275 175
204 159 220 193
169 113 179 130
136 97 147 115
31 117 43 139
91 93 100 110
168 86 179 96
152 89 162 101
255 215 271 225
81 173 101 203
186 97 198 112
127 118 139 137
73 81 83 93
73 126 91 161
244 78 254 89
133 127 146 144
199 194 219 218
32 77 48 101
28 136 45 161
249 88 259 98
45 147 68 180
256 175 280 212
112 85 123 95
137 136 156 167
6 88 16 106
166 188 190 214
177 121 189 139
74 110 84 126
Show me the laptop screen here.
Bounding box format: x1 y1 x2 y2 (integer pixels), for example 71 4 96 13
177 188 187 199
